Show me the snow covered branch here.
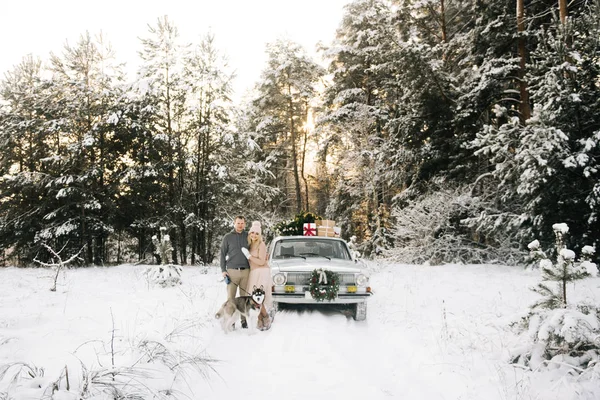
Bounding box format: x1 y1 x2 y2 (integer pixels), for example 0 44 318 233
385 185 525 265
33 243 84 292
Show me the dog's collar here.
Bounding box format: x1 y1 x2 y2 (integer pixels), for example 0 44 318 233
251 298 262 309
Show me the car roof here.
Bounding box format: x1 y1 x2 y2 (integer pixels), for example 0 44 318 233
271 235 346 242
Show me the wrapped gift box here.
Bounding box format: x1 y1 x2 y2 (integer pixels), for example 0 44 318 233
317 219 336 237
317 228 335 237
303 223 316 236
318 219 335 228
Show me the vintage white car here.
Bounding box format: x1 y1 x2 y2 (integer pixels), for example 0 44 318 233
269 235 372 320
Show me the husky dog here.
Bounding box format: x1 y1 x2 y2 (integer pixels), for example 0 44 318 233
215 285 265 333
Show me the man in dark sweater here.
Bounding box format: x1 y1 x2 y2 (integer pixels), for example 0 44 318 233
220 215 250 328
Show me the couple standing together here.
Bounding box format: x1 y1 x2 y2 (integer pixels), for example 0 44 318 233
220 215 273 331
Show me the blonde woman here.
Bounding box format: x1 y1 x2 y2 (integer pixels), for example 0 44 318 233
244 221 272 330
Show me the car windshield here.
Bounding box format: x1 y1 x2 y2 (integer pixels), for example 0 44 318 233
272 239 352 260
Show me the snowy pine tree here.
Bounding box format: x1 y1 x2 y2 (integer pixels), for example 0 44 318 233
528 223 597 309
182 32 236 265
137 16 190 264
471 2 600 253
318 0 398 251
0 55 55 263
511 223 599 372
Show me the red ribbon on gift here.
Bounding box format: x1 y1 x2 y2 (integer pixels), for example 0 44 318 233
303 223 316 236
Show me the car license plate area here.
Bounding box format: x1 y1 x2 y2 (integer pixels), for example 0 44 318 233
346 285 357 293
284 285 295 293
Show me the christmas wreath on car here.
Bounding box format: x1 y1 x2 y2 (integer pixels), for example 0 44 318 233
309 268 340 301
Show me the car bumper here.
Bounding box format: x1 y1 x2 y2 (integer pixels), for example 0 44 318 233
272 292 372 304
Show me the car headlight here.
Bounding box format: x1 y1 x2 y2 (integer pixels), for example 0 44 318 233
356 273 368 287
272 273 286 286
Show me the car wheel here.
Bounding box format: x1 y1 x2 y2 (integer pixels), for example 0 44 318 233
354 302 367 321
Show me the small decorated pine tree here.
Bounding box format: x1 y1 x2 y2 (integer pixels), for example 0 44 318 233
145 227 182 288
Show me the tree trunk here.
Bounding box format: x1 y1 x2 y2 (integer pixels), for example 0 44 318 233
170 229 178 265
301 103 310 211
559 0 567 24
288 88 302 213
517 0 531 123
179 221 186 265
440 0 447 43
116 230 122 264
190 229 197 265
164 66 178 264
86 238 93 266
199 100 212 264
138 232 143 261
94 235 104 265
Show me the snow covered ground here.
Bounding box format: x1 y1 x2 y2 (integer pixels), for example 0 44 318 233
0 262 599 399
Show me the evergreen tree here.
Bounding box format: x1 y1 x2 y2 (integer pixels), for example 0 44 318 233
318 0 398 250
109 84 163 262
248 38 325 215
41 32 125 265
137 16 190 263
528 223 596 309
0 56 54 263
511 222 600 372
523 7 600 249
182 32 237 264
471 2 600 251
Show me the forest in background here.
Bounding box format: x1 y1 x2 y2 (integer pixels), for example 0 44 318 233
1 0 599 267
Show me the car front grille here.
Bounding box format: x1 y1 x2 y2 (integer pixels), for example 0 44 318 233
286 272 355 285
